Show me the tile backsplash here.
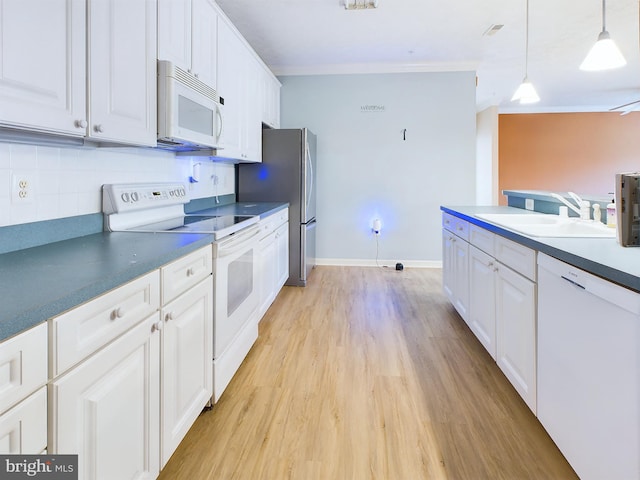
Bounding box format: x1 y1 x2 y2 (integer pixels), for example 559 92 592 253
0 142 235 227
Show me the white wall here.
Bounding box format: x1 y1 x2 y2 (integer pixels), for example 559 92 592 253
0 142 235 227
280 72 476 266
476 106 499 205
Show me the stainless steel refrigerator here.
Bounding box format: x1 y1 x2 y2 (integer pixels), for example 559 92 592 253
237 128 317 286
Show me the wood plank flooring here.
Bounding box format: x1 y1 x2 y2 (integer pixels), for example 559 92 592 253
158 266 577 480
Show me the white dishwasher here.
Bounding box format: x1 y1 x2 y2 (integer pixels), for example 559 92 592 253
537 253 640 480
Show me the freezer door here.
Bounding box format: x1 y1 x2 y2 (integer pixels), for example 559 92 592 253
300 219 316 286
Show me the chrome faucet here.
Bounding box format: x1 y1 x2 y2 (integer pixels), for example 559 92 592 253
550 192 591 220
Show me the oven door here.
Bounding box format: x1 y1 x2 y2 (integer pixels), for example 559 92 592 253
213 225 260 357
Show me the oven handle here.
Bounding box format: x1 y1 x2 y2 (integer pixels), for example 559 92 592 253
216 226 261 257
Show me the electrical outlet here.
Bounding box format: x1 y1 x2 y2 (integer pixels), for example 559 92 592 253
11 173 34 203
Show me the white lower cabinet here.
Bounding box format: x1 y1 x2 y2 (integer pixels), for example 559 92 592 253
275 221 289 289
442 226 470 323
160 276 213 467
257 209 289 318
494 261 536 412
468 245 497 359
50 314 161 479
0 387 47 454
444 213 537 413
0 323 48 455
258 227 278 317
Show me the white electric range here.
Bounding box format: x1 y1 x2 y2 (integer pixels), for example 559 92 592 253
102 182 258 239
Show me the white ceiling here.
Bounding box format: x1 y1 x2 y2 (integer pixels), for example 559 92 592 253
215 0 640 113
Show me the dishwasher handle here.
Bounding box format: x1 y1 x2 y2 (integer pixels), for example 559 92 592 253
561 275 586 290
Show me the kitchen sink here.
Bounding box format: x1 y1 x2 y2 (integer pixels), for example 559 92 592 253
475 213 616 238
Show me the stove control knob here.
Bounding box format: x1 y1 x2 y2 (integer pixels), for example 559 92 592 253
121 193 130 203
131 192 139 202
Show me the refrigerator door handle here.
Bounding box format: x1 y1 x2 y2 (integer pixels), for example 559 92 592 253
306 140 313 220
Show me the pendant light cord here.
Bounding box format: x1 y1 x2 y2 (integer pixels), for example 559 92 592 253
601 0 606 33
525 0 530 77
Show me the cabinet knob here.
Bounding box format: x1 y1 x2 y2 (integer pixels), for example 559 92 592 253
111 307 125 320
94 124 104 133
151 321 163 333
75 119 87 128
186 267 195 277
165 312 174 322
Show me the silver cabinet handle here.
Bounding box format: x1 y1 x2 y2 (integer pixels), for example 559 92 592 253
75 119 87 128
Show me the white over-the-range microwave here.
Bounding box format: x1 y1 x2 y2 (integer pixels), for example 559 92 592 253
157 60 224 151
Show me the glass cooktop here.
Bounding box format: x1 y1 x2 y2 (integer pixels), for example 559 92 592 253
125 214 259 239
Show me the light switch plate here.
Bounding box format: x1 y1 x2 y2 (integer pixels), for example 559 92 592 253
525 198 534 210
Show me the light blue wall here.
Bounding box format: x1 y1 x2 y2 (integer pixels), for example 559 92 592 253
280 72 477 265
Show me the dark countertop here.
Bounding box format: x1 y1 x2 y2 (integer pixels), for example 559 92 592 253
441 205 640 292
0 202 288 343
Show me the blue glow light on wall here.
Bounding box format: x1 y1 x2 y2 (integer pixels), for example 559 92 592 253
257 165 269 181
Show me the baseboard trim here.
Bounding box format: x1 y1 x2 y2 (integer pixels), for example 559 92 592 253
315 258 442 268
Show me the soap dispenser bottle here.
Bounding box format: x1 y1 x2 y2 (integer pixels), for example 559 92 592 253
606 198 616 228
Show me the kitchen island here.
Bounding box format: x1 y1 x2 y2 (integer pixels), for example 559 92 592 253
441 204 640 480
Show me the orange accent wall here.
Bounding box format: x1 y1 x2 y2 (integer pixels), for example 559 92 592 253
498 112 640 205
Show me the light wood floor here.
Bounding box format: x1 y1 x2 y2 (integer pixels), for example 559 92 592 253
159 266 577 480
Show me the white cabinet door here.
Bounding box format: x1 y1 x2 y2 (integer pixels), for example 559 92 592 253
158 0 217 90
260 68 280 129
161 276 213 467
442 229 456 304
157 0 192 72
451 234 470 323
191 0 218 89
495 265 536 413
217 18 243 159
258 232 277 318
0 0 86 136
0 387 47 454
51 314 161 480
216 14 262 162
243 57 262 162
275 222 289 289
88 0 157 146
468 245 497 359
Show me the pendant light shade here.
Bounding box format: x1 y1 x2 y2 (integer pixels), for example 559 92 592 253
511 76 540 103
580 0 626 71
512 0 540 104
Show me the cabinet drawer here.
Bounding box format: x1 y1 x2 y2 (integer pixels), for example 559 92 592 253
259 209 289 239
51 270 160 377
0 324 47 415
442 212 469 241
0 386 47 454
469 224 495 256
495 236 536 281
161 246 213 304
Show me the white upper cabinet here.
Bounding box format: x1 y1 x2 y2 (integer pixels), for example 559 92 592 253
157 0 192 72
191 0 218 89
158 0 218 90
216 11 262 163
260 67 280 129
0 0 86 136
88 0 157 146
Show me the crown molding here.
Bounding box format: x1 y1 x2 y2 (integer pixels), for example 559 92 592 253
270 61 478 77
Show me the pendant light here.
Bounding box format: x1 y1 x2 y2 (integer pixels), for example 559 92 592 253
580 0 626 71
512 0 540 104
